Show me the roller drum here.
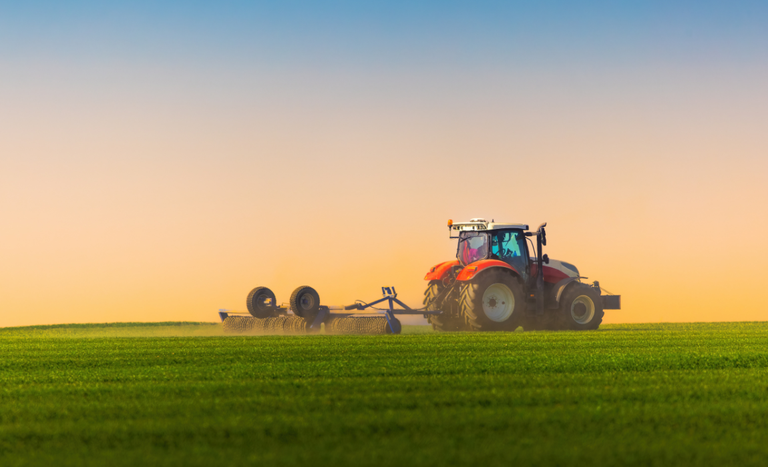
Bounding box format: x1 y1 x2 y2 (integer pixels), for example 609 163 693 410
223 316 252 334
324 316 398 335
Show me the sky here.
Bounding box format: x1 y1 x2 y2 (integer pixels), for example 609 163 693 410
1 1 767 327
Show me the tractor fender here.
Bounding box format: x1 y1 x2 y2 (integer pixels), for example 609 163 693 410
424 260 461 281
551 277 581 306
456 260 521 282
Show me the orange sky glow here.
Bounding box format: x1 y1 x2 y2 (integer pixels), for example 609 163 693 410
1 3 767 327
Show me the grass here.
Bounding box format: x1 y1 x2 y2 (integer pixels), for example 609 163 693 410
1 322 767 466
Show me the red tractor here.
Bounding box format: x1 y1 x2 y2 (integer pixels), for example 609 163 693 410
423 219 620 332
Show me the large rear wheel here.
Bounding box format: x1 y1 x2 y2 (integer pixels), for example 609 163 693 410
555 284 604 330
460 270 525 331
423 281 465 331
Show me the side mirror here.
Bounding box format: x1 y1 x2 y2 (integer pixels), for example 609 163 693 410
543 254 550 264
537 222 547 246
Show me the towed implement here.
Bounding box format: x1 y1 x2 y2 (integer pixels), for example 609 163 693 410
220 286 436 335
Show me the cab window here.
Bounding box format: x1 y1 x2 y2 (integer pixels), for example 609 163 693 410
491 230 527 275
457 231 489 265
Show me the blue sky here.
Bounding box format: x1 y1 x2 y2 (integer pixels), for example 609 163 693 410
2 1 766 69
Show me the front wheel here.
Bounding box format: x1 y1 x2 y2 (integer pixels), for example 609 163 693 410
556 284 604 330
460 270 525 331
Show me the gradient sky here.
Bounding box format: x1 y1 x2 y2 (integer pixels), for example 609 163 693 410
1 1 767 327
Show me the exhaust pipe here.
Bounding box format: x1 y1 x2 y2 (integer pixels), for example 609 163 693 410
536 222 547 316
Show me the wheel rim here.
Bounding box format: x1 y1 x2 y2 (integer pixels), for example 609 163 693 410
570 295 595 324
299 293 315 311
256 293 273 311
482 283 515 322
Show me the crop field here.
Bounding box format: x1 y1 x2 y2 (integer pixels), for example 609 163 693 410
1 322 767 467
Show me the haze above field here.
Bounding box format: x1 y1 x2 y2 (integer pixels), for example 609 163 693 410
1 1 767 327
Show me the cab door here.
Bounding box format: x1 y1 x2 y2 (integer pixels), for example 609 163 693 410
491 230 529 281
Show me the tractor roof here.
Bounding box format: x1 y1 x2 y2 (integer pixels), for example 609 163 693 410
449 218 529 233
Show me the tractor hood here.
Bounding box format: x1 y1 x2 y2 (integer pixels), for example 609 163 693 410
547 259 580 278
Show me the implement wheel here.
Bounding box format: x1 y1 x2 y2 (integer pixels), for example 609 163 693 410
290 286 320 321
555 284 604 330
423 281 465 332
246 287 277 318
460 270 525 331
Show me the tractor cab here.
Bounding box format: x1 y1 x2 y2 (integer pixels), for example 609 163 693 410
453 219 531 280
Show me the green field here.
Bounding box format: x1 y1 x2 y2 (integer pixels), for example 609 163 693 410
1 322 767 466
